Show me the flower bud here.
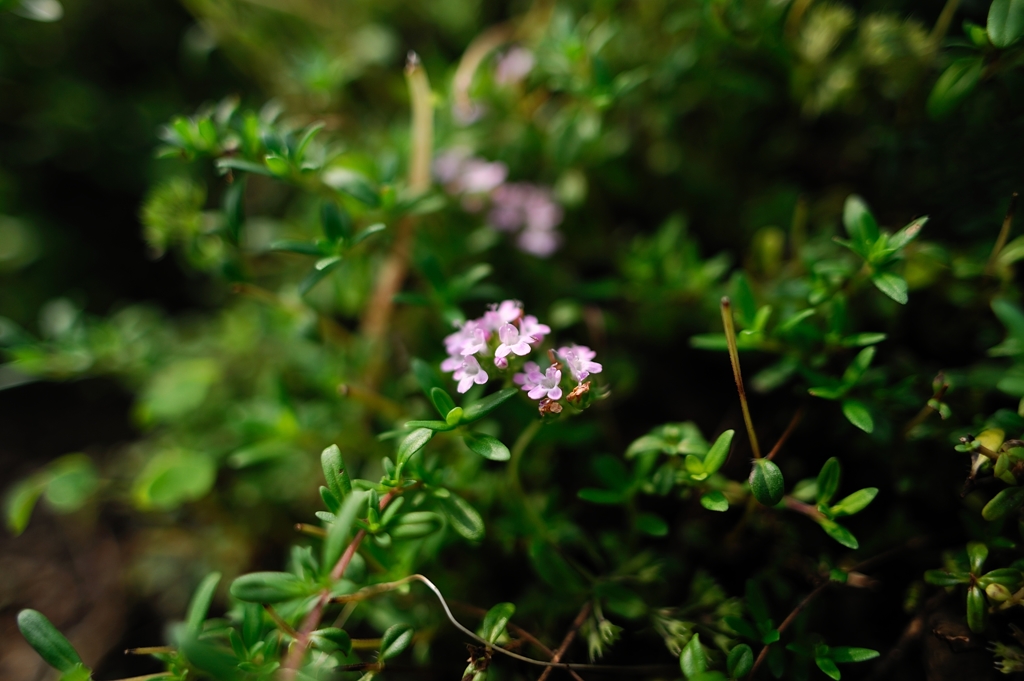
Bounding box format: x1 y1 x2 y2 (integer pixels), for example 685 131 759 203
494 356 508 369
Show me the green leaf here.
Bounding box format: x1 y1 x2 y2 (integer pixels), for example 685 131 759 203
728 644 754 678
321 200 352 242
700 491 729 512
429 387 457 418
322 167 381 207
389 511 444 539
724 616 760 641
311 627 352 655
17 609 84 673
988 0 1024 47
268 239 323 256
412 357 447 398
462 432 511 461
403 419 454 431
138 358 220 423
817 458 841 505
924 569 970 586
215 157 274 175
132 449 216 510
323 491 368 569
58 664 91 681
351 222 386 246
321 444 353 499
294 121 325 162
229 572 312 603
480 602 515 643
264 154 290 176
749 459 785 506
831 487 878 516
816 656 841 680
927 57 984 119
636 512 669 537
680 633 707 679
829 647 879 663
820 519 859 549
703 429 734 474
397 428 434 468
967 541 989 574
446 407 464 426
841 400 874 433
186 572 222 636
731 272 757 327
982 486 1024 520
840 333 887 347
843 195 879 248
5 476 46 535
841 347 876 386
437 492 484 541
462 388 518 422
380 624 414 661
871 272 908 304
41 455 97 513
888 217 927 250
808 385 847 400
967 584 987 632
298 256 342 295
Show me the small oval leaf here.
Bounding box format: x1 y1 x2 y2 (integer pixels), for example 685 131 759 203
17 609 83 673
749 459 785 506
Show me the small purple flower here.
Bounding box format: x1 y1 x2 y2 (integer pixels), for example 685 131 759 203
517 229 561 257
441 355 462 373
458 159 508 194
444 320 488 357
519 315 550 343
494 355 508 369
495 47 535 86
495 323 532 358
483 300 522 331
514 361 543 391
487 183 564 258
558 345 603 383
453 355 489 394
460 326 488 356
527 366 563 401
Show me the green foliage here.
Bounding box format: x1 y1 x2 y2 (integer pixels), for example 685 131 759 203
10 0 1024 678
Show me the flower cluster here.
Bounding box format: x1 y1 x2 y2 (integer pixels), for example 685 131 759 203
442 300 602 414
433 148 564 257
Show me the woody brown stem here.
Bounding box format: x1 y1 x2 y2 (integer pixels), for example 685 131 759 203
721 298 762 459
361 53 433 389
279 491 396 679
536 602 592 681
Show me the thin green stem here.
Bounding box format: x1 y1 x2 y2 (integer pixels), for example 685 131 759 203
721 298 762 459
508 418 544 496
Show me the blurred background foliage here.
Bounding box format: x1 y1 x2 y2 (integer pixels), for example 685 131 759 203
5 0 1024 679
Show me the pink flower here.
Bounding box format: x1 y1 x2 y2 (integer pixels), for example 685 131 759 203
495 47 535 86
444 320 488 357
527 366 563 401
517 229 561 257
482 300 522 331
519 315 550 343
453 355 489 394
487 183 564 257
558 345 603 383
441 355 462 373
514 361 543 391
495 323 532 358
494 355 508 369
